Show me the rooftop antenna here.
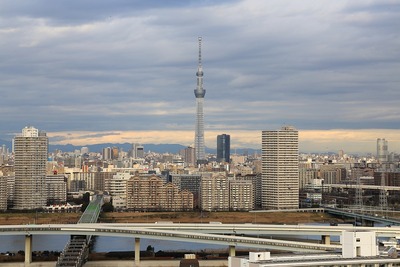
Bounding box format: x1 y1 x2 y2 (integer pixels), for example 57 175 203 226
198 36 202 66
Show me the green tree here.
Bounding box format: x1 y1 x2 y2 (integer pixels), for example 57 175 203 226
82 192 90 203
102 202 114 212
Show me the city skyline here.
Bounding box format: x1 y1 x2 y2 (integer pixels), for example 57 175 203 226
0 1 399 154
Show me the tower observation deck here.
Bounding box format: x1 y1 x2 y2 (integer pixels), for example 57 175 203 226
194 37 206 164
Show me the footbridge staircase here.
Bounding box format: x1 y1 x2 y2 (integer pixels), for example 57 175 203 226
56 195 103 267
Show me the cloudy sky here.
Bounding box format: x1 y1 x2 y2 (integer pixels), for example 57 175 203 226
0 0 399 154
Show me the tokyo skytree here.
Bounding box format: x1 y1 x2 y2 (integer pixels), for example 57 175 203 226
194 37 206 163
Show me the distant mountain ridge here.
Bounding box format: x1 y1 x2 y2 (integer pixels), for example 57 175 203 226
51 143 188 154
0 139 260 155
48 143 261 155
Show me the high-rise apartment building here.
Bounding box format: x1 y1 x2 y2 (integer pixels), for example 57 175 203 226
377 138 388 163
102 147 112 160
179 146 196 166
131 143 144 159
194 37 206 164
262 126 299 210
217 134 230 163
13 126 48 209
111 146 119 160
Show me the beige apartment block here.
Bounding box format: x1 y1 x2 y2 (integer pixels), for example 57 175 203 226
319 164 346 184
200 174 229 211
126 175 193 211
229 180 254 211
0 173 7 210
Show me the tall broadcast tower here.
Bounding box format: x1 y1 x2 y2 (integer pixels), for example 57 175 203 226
194 37 206 164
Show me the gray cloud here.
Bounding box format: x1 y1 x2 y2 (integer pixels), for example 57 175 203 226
0 0 399 152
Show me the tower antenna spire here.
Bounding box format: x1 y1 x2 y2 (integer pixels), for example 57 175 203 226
198 37 202 66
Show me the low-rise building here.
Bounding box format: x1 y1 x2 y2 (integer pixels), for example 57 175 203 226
229 231 387 267
105 172 132 209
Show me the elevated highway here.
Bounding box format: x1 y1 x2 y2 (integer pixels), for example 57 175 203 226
0 224 340 252
100 222 400 238
5 206 400 265
324 207 400 226
324 183 400 191
6 222 400 265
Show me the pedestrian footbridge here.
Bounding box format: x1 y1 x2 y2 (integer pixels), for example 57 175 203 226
56 195 103 267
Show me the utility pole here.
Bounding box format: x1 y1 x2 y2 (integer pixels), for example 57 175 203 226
355 175 363 212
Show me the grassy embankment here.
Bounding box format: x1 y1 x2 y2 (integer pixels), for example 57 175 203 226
99 211 340 224
0 210 342 225
0 212 81 225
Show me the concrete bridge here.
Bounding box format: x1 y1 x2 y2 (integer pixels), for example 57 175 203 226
324 207 400 226
6 222 400 265
4 206 400 265
0 223 342 264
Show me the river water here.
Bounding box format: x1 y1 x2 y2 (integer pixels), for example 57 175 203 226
0 235 226 253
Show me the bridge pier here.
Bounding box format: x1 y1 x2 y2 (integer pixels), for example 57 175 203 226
135 237 140 266
25 235 32 264
229 245 236 257
322 235 330 245
363 220 374 227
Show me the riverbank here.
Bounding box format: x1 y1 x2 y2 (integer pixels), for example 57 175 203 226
0 212 80 225
0 210 341 225
98 211 339 224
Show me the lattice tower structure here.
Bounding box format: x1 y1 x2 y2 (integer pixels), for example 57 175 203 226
355 175 363 211
379 170 388 211
194 37 206 164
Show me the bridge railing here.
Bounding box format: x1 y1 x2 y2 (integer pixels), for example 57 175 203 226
77 195 103 224
56 195 103 267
